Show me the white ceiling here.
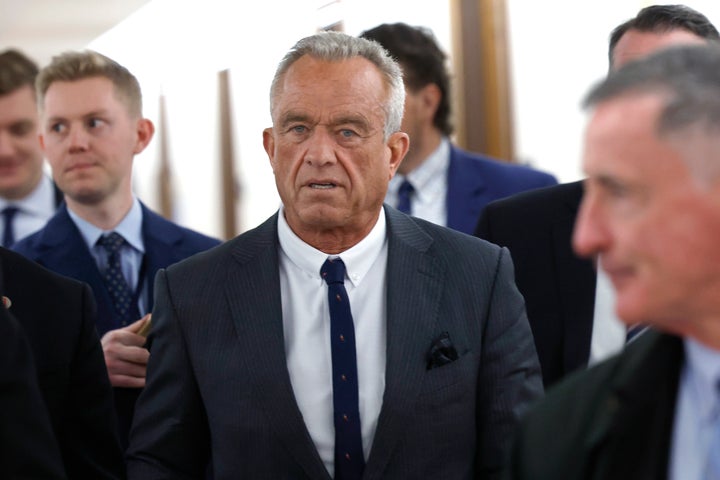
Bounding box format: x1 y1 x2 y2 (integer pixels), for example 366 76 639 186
0 0 151 66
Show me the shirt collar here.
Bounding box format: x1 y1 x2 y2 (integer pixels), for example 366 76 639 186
388 136 450 202
68 197 145 253
277 205 387 288
683 337 720 421
0 175 55 216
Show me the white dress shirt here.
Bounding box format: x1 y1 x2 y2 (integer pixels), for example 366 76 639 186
277 206 388 477
386 137 449 226
0 175 57 244
68 198 148 322
669 338 720 480
588 262 626 365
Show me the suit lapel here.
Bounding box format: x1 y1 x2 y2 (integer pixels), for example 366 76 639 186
140 204 184 313
223 215 331 480
582 333 682 479
32 208 118 335
446 146 488 234
363 208 444 479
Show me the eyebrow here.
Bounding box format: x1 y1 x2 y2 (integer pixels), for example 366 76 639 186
45 109 111 124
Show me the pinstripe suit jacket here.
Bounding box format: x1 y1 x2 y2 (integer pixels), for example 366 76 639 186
127 206 543 480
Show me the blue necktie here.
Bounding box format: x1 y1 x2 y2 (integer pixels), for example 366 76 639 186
396 179 414 215
97 232 138 326
321 258 364 480
1 206 19 247
705 382 720 480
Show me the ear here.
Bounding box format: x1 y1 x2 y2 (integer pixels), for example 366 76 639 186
419 83 442 120
263 127 277 172
133 118 155 155
387 131 410 178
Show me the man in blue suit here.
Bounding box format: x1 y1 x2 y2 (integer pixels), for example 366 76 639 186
360 23 557 235
13 50 221 447
127 32 542 479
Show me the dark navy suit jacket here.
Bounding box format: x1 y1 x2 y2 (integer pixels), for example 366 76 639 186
127 207 543 479
474 181 596 387
13 202 221 447
445 145 558 235
509 331 681 480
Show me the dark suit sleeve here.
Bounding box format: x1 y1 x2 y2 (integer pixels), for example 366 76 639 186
127 269 211 479
0 307 67 480
476 247 544 478
62 283 125 479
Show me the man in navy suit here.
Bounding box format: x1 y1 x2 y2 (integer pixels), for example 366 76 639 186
475 4 719 388
360 23 557 235
127 31 542 479
509 43 720 480
13 51 221 447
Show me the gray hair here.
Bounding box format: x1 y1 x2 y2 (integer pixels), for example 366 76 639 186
584 44 720 180
269 31 405 140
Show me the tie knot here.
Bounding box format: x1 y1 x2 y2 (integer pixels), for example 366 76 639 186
97 232 126 254
321 257 346 285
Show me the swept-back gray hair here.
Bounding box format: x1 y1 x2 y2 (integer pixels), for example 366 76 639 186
584 44 720 181
269 31 405 140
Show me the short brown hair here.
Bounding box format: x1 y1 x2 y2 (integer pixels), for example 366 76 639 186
37 50 143 117
0 49 39 96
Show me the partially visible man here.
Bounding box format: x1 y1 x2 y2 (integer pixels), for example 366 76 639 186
475 4 719 387
13 50 221 448
0 275 66 480
0 246 124 478
0 49 62 247
509 44 720 480
128 31 542 479
359 23 557 235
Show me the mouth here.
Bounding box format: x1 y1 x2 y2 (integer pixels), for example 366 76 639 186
308 182 337 189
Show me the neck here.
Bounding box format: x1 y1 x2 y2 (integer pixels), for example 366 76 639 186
398 128 443 175
66 193 134 231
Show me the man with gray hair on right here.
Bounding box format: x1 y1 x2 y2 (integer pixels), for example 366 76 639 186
508 44 720 479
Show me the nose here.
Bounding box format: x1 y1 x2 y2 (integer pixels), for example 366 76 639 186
67 125 90 154
304 127 337 167
572 188 611 259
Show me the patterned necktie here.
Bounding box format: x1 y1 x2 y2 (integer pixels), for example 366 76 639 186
1 206 19 247
97 232 137 326
396 179 414 215
704 381 720 480
321 257 364 480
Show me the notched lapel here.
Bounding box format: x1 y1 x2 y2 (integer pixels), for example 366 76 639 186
364 210 445 479
223 221 331 480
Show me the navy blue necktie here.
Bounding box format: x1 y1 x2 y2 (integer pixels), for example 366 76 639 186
1 206 19 247
97 232 138 326
396 179 414 215
321 258 364 480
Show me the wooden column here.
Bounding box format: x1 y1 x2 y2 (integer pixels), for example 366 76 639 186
218 69 240 240
451 0 515 161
